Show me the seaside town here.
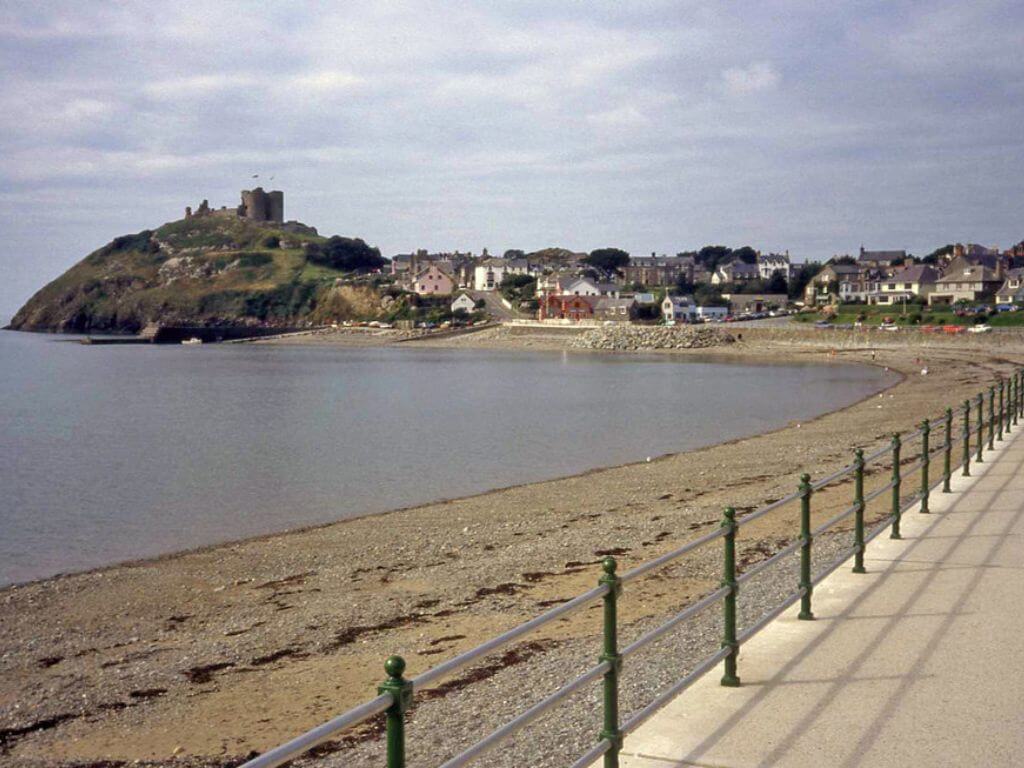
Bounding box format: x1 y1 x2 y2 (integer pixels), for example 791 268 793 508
377 238 1024 329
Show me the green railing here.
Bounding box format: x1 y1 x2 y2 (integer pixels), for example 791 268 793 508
241 368 1024 768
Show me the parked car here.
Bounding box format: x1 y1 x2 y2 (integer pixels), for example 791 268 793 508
968 324 992 334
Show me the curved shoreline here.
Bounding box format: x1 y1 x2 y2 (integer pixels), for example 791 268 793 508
1 333 1019 767
0 344 898 593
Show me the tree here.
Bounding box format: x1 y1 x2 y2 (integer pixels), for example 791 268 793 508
731 246 758 264
922 244 954 264
306 237 386 272
499 273 536 304
583 248 630 272
503 249 526 259
830 255 857 265
789 262 823 300
765 271 788 294
695 245 733 274
694 285 726 306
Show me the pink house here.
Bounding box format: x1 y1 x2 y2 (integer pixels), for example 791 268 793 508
410 264 455 295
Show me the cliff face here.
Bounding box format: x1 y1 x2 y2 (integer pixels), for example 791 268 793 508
8 216 381 333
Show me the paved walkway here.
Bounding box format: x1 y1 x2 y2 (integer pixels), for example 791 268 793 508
616 427 1024 767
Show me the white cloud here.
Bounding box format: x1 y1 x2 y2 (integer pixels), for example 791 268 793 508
719 62 780 95
142 74 259 99
2 1 1024 319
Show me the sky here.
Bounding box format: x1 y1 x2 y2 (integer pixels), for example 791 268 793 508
2 1 1023 320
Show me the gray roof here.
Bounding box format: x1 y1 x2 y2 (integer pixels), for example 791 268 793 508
629 256 692 268
936 264 1000 283
892 264 938 284
596 297 637 310
859 249 906 263
826 264 863 275
724 261 760 275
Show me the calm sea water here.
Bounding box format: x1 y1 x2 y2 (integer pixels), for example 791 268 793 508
0 331 896 586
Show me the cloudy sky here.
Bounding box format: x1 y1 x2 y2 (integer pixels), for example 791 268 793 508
2 1 1022 319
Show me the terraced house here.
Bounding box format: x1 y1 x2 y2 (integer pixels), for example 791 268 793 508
928 258 1003 305
868 264 938 305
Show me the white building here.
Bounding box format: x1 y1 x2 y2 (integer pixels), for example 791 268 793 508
473 258 532 291
695 306 729 321
756 252 791 281
450 293 477 314
662 295 696 323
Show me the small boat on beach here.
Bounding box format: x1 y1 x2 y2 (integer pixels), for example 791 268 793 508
181 337 203 345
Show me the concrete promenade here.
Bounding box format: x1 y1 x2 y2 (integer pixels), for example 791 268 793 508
616 427 1024 767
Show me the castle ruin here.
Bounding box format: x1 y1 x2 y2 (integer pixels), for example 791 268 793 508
185 187 284 224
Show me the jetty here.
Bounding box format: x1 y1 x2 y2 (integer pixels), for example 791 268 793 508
79 324 306 345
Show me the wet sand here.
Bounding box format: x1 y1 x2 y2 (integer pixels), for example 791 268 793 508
2 327 1021 766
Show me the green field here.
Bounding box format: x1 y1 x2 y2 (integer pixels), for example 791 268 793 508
795 303 1024 327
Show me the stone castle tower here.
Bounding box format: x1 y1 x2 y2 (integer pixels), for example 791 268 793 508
185 188 284 224
239 188 284 223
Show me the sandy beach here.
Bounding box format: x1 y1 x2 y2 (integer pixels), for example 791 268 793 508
2 325 1022 767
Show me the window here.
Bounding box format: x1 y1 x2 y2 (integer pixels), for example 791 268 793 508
904 283 912 289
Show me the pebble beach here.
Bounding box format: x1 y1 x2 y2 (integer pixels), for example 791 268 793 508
2 325 1021 768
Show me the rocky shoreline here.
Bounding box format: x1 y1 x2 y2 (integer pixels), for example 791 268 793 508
2 331 1022 768
568 325 736 351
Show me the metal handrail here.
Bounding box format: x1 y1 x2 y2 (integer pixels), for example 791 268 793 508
239 694 393 768
620 646 732 735
736 539 802 584
736 588 807 644
411 585 608 690
438 662 611 768
621 586 730 658
620 526 725 583
240 370 1021 768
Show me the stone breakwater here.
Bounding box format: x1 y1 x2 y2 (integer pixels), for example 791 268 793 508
569 325 736 351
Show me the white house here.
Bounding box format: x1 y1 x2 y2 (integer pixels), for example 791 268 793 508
450 293 477 314
695 306 729 321
867 264 938 306
756 252 790 281
662 295 696 324
711 261 760 285
473 258 532 291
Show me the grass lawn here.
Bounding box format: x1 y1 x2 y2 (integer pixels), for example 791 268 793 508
795 303 1024 327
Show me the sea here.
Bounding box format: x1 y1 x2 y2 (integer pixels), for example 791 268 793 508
0 331 897 586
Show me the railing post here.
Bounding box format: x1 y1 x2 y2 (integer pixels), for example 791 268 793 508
853 449 866 574
988 386 996 451
998 380 1004 441
378 656 413 768
1018 370 1023 421
1018 370 1023 420
920 420 930 513
890 433 902 539
720 507 740 687
799 473 814 620
962 400 971 477
976 394 984 463
943 407 952 493
1006 378 1013 435
599 556 622 767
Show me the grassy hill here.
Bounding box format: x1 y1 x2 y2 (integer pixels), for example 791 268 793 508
8 215 387 333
